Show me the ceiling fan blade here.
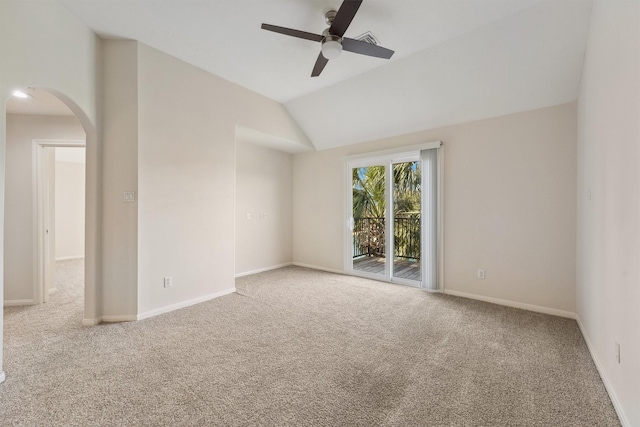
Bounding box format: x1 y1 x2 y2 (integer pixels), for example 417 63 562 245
329 0 362 37
261 24 323 42
311 52 329 77
342 38 394 59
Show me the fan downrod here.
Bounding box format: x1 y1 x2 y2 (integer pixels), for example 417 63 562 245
324 10 337 26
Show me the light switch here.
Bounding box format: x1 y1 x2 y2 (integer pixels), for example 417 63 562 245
123 191 135 203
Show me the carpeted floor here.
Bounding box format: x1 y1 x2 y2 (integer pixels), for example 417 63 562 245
1 262 620 426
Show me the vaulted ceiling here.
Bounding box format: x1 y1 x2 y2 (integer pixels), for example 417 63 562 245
48 1 593 150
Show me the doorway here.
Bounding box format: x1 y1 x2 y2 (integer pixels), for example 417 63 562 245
35 142 86 304
345 143 441 290
4 88 88 311
3 85 99 386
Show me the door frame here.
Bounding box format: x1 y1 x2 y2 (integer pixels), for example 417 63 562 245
344 141 442 288
33 139 86 304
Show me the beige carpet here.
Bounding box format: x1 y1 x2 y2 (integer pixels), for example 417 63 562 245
1 262 619 426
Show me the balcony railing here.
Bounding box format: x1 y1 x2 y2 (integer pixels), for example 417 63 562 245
353 216 421 260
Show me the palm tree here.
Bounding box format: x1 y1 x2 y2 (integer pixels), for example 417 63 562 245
352 162 421 260
392 162 421 260
352 166 385 219
352 166 386 256
392 162 421 218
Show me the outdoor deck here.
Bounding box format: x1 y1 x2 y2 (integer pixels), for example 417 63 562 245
353 256 421 281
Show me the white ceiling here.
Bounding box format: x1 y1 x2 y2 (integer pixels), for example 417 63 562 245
287 0 593 149
47 0 592 150
6 87 74 116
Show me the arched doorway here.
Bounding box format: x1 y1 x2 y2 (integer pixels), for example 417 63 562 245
3 87 99 326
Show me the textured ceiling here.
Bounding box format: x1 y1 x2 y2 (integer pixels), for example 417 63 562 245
51 0 592 150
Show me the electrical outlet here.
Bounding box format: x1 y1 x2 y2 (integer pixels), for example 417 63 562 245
615 342 620 364
123 191 136 203
246 213 251 220
477 269 485 280
163 277 173 288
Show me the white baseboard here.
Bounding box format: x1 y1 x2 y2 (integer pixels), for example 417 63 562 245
3 299 35 307
81 317 101 326
0 371 5 384
235 262 293 278
102 315 138 323
443 289 576 319
81 289 236 325
292 262 344 275
81 315 136 325
576 316 629 427
136 287 236 321
49 287 57 294
55 255 84 261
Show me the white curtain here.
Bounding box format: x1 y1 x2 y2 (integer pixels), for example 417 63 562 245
421 147 439 290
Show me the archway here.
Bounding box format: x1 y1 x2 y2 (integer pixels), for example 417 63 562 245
2 87 100 326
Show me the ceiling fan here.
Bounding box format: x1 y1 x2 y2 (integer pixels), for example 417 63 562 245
261 0 394 77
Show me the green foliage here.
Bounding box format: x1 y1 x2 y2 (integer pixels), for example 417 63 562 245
352 166 386 219
352 162 421 219
352 162 422 260
393 161 421 218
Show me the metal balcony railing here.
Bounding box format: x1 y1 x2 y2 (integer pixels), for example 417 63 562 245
353 216 421 260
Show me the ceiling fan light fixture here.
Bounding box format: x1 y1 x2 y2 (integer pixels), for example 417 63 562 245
321 35 342 60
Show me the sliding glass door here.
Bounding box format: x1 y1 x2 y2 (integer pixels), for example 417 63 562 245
346 143 440 289
348 156 423 287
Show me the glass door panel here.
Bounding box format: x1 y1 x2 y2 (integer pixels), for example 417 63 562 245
392 161 421 282
352 165 386 276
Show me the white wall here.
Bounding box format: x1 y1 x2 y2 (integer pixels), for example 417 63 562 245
0 0 100 381
100 40 139 319
293 103 577 314
576 1 640 425
3 115 85 303
136 43 309 316
55 149 86 260
235 142 293 275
